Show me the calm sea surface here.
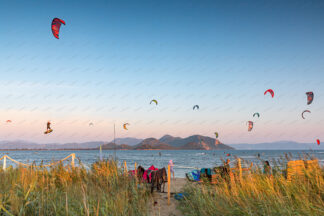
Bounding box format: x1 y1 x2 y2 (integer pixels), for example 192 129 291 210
1 150 323 177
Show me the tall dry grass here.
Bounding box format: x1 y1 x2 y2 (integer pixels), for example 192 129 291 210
179 161 324 216
0 160 150 216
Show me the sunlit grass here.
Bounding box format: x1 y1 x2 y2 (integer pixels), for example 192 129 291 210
0 160 150 216
179 160 324 216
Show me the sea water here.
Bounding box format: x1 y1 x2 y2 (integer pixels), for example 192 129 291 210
1 150 323 177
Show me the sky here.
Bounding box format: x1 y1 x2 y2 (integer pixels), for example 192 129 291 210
0 0 324 144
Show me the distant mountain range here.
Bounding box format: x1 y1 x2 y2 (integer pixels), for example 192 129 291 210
113 137 143 146
229 141 323 150
0 138 143 150
0 138 321 150
0 140 105 150
100 135 233 150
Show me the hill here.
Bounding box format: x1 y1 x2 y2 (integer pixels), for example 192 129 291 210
159 135 182 144
0 135 234 150
113 138 143 146
160 135 233 150
100 142 132 150
133 138 177 150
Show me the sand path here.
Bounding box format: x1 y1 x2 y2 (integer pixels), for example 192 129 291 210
148 178 187 216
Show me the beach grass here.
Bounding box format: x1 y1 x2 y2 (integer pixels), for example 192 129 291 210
0 160 150 216
178 161 324 216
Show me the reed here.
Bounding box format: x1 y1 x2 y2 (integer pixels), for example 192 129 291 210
0 160 150 216
178 160 324 216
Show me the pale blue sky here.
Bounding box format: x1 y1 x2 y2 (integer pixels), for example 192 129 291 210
0 0 323 144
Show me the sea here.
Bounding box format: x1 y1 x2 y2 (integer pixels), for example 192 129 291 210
1 150 324 177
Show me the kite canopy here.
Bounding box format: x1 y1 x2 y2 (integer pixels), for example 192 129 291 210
89 123 94 126
123 123 129 130
215 132 218 139
150 99 158 105
301 110 311 119
44 129 53 134
247 121 254 132
253 113 260 118
193 105 199 110
306 92 314 105
317 139 320 145
6 120 12 123
51 18 65 39
264 89 274 98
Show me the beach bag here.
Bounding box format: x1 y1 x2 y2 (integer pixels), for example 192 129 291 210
186 170 200 181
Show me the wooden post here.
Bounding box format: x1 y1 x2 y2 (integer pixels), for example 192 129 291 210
124 161 128 174
3 156 6 171
99 145 103 161
71 153 75 168
134 162 137 184
168 164 171 205
134 162 137 175
237 158 242 183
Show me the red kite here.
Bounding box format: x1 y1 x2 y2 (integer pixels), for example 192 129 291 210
247 121 254 132
264 89 274 98
51 18 65 39
306 92 314 105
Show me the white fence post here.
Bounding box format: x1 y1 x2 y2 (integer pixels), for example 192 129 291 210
71 154 75 168
3 156 6 171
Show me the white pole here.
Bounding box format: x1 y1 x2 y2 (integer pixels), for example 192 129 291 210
99 145 102 161
114 123 116 160
71 154 75 167
3 156 6 171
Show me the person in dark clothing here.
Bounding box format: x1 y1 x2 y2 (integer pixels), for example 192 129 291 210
44 121 53 134
221 159 231 184
47 121 51 130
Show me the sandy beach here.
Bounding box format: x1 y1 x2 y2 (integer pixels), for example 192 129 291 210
149 178 187 216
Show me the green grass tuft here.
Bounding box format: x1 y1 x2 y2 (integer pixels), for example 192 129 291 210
0 160 151 216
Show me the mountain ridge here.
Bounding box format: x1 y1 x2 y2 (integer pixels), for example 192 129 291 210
0 138 321 150
99 135 233 150
229 141 323 150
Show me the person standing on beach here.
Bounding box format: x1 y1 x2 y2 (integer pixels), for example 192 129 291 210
221 159 231 184
263 161 272 176
224 159 231 174
168 160 175 179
